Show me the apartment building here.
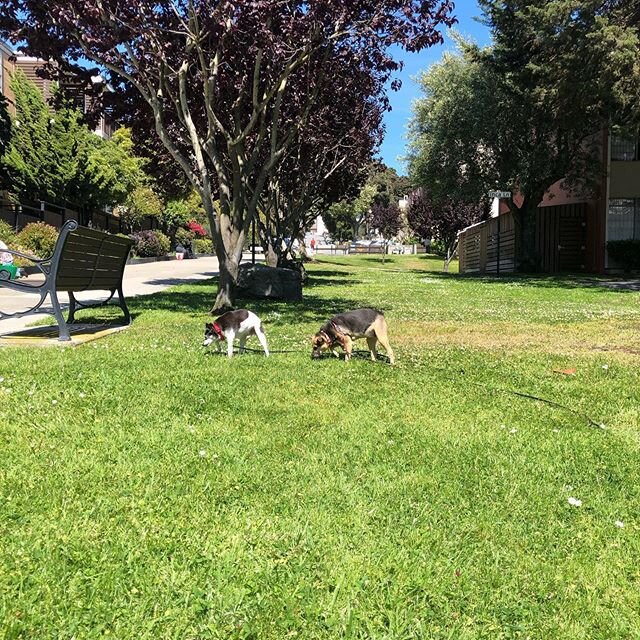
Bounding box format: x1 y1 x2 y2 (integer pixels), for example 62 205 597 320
0 40 15 113
459 128 640 275
607 133 640 267
0 40 113 138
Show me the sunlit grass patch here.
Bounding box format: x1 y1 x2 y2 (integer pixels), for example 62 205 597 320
1 255 639 638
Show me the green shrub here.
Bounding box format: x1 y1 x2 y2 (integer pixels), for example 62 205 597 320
175 227 195 247
194 238 214 254
0 220 17 246
607 240 640 272
430 239 446 256
131 230 170 257
16 222 59 259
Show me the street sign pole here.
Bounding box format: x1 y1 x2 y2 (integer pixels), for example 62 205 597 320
497 211 501 276
488 191 512 276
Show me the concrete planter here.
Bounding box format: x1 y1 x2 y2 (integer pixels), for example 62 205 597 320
237 263 302 301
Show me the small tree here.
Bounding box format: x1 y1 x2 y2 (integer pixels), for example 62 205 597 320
324 200 359 243
370 203 402 263
407 190 482 271
115 186 164 232
322 175 386 240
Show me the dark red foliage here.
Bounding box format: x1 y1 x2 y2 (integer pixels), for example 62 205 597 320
370 203 403 241
407 189 483 250
0 0 456 307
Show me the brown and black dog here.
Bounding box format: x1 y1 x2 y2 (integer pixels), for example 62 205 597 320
311 308 395 364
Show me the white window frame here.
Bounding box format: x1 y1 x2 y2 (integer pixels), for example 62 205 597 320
608 198 639 241
611 135 640 161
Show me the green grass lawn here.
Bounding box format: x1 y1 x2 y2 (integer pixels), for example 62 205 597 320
1 255 639 639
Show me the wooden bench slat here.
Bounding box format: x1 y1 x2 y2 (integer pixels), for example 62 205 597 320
59 254 126 269
64 239 130 256
57 271 123 283
64 238 130 250
67 227 131 244
56 277 123 289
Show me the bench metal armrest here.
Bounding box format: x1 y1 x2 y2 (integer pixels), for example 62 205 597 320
1 246 51 276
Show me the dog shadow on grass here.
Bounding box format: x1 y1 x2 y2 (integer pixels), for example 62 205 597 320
312 349 392 364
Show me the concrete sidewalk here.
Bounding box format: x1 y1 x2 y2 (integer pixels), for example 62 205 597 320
0 255 226 335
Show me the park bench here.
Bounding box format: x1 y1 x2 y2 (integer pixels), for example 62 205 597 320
352 244 385 254
0 220 132 341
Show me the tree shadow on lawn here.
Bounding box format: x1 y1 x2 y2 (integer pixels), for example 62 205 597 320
128 276 370 326
437 272 640 293
315 255 639 294
304 269 362 289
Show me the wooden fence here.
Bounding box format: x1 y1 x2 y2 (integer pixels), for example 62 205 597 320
458 203 588 274
0 196 158 235
458 212 516 274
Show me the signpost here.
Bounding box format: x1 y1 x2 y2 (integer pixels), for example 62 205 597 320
487 190 512 275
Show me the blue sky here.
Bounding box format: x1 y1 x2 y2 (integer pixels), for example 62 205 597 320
380 1 492 174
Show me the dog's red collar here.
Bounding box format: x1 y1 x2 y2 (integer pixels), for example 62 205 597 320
212 322 225 340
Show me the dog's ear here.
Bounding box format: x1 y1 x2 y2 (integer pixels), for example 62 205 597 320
205 322 213 329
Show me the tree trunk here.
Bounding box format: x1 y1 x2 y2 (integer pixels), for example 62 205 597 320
264 243 279 268
212 255 239 312
442 237 458 272
208 197 248 313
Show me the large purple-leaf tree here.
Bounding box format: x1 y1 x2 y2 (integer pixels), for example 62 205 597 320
1 0 455 310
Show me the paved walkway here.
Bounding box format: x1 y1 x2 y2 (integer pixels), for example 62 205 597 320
0 255 237 335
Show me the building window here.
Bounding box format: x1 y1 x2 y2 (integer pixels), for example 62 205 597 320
611 135 640 161
608 198 639 241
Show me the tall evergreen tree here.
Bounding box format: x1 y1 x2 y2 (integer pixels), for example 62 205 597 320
2 73 148 212
3 69 51 200
409 1 640 270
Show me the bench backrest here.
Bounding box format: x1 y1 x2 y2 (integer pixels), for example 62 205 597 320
54 224 132 292
353 245 385 254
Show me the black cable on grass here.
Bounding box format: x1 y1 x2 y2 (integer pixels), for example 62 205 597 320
456 372 605 430
204 346 605 429
400 356 605 430
203 346 302 355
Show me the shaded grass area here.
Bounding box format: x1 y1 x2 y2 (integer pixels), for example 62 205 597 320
1 255 639 638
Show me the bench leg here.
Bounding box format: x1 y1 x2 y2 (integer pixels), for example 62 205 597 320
67 292 77 324
50 290 71 341
117 286 131 325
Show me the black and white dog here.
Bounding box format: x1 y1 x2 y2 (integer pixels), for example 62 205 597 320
203 309 269 358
